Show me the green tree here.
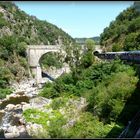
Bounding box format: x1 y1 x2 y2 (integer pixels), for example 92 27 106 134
124 32 140 51
17 42 27 57
81 39 95 68
112 43 122 52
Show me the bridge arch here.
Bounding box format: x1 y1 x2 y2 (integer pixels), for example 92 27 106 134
26 45 66 84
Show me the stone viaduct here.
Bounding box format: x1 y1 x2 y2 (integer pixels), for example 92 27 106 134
26 45 65 84
26 45 102 85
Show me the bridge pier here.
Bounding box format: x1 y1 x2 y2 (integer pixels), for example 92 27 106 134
30 65 42 85
36 64 42 84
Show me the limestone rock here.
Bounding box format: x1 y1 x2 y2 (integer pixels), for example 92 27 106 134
5 104 15 111
15 91 25 95
26 123 45 137
22 103 31 111
5 126 20 138
29 97 52 109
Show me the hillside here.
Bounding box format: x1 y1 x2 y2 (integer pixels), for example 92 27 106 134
75 36 100 45
0 1 74 98
1 1 140 139
100 2 140 52
0 2 74 45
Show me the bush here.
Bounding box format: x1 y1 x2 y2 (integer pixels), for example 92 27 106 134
19 57 28 68
0 88 13 99
112 43 122 52
39 59 138 138
64 112 117 138
87 67 138 123
0 67 12 88
0 17 8 28
23 108 67 138
124 32 140 51
16 42 27 57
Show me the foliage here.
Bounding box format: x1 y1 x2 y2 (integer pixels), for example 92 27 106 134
88 71 138 123
23 95 124 138
23 108 67 126
0 1 75 94
17 42 27 57
39 58 138 138
0 66 14 97
64 112 124 138
100 4 140 51
40 60 138 125
0 16 8 28
40 52 63 69
23 105 67 138
112 43 122 52
0 88 12 99
80 39 95 68
41 60 137 95
124 32 140 51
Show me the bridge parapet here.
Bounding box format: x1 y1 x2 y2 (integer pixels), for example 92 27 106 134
27 45 61 50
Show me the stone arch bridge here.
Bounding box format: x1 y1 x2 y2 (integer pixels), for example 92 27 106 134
26 45 65 84
26 45 102 85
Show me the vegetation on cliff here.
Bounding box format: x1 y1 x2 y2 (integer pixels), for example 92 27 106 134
1 1 140 139
37 37 139 138
100 3 140 51
0 1 74 98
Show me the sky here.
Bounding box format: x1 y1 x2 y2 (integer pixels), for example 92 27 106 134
14 1 134 38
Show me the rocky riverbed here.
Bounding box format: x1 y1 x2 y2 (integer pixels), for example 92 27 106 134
0 64 87 138
0 78 42 138
0 78 87 138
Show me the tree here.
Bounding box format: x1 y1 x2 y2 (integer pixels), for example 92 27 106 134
112 43 122 52
81 39 95 68
85 39 95 51
17 42 27 57
124 32 140 51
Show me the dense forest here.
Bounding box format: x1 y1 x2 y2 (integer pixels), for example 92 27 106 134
0 1 140 139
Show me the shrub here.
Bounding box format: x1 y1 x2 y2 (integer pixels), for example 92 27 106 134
64 112 116 138
0 88 13 99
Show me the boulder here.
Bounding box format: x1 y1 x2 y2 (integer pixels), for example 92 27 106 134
29 97 52 109
26 123 45 138
5 104 15 111
17 125 26 134
22 104 31 111
15 91 25 95
19 118 26 125
21 102 28 105
5 126 20 138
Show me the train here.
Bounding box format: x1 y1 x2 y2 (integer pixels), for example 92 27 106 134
94 51 140 63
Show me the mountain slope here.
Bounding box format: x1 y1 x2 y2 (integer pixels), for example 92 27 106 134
0 1 74 98
100 2 140 52
0 1 74 45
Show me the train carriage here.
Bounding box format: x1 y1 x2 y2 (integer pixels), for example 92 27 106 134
94 50 140 63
